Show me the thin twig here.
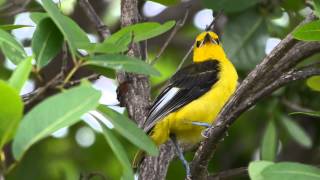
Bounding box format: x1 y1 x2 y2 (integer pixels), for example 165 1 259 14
79 0 111 39
205 11 224 31
176 44 194 71
60 43 68 78
24 74 62 105
64 74 100 88
0 0 31 17
150 9 189 65
208 167 248 180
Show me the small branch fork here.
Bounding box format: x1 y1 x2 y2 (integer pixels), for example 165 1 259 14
189 14 320 180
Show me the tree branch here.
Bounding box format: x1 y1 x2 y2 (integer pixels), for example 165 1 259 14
208 167 248 180
78 0 111 39
116 0 150 126
189 14 319 180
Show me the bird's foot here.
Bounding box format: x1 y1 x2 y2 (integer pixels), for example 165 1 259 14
201 127 211 138
190 121 212 138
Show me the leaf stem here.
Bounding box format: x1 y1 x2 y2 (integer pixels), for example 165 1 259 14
63 61 82 84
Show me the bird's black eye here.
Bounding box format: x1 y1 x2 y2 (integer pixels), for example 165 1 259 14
196 41 201 48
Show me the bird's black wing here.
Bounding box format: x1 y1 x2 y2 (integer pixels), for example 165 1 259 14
143 60 220 133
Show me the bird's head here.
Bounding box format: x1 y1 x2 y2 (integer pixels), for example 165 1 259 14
193 31 227 63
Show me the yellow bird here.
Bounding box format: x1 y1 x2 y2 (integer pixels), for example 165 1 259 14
134 31 238 177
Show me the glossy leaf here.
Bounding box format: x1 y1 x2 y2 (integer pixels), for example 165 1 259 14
13 83 101 160
32 18 63 68
41 0 90 59
293 20 320 41
260 120 277 161
0 24 32 31
85 54 161 76
93 32 132 54
97 105 158 156
0 80 23 149
202 0 259 13
109 21 175 43
0 29 26 64
102 126 134 180
249 161 274 180
261 162 320 180
30 12 49 24
223 10 267 70
8 57 32 92
280 116 312 148
306 76 320 91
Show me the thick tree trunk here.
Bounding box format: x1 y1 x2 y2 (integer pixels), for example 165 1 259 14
117 0 150 127
118 1 175 179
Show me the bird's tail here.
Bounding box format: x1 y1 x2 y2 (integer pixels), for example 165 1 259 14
132 150 146 170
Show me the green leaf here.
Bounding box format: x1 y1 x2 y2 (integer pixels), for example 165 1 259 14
249 161 274 180
290 111 320 118
222 10 267 70
0 0 5 6
261 162 320 180
0 29 26 64
149 0 179 6
93 32 132 54
0 24 32 31
41 0 90 59
97 105 158 156
202 0 259 13
30 12 49 24
101 126 134 180
32 18 64 68
281 0 305 11
85 54 161 76
109 21 175 43
306 76 320 92
8 57 33 92
12 83 101 160
0 80 23 149
293 20 320 41
260 120 277 161
87 65 115 79
280 116 312 148
313 0 320 17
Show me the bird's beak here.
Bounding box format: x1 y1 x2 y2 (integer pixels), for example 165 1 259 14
203 33 212 44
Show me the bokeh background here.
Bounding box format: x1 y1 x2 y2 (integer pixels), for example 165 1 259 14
0 0 320 179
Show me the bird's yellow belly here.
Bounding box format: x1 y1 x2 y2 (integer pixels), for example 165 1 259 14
150 75 237 146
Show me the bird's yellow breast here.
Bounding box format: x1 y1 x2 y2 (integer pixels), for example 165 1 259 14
150 58 238 145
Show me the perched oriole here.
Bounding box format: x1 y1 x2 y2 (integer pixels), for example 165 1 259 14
134 31 238 177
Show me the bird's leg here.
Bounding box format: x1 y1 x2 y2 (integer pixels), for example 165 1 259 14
191 121 211 128
170 134 191 179
191 121 211 138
